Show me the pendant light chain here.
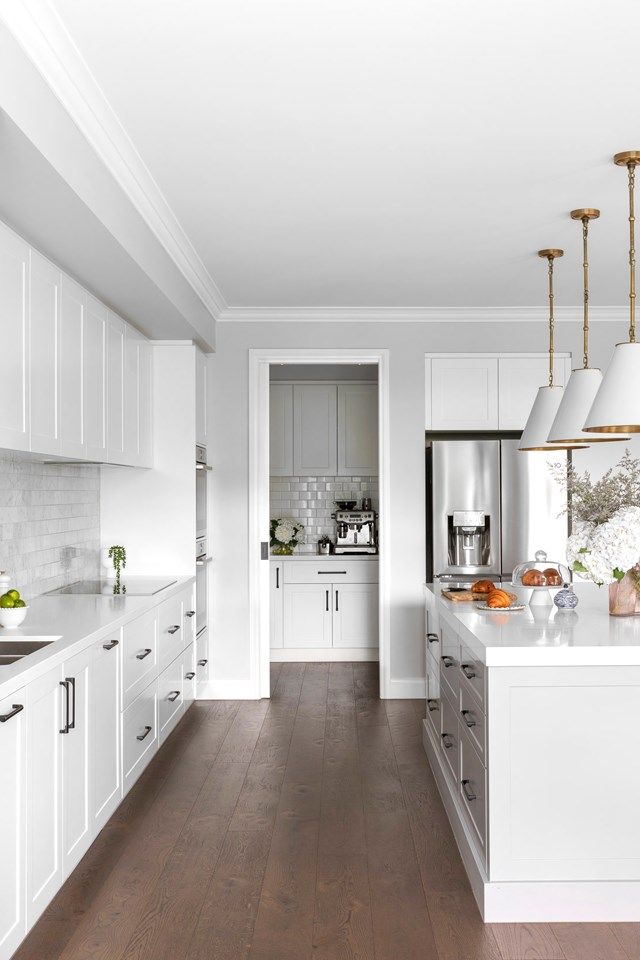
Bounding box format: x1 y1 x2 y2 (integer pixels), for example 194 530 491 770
546 254 555 387
628 159 637 343
581 216 590 367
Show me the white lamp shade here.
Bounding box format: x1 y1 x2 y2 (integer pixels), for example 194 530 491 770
519 385 588 451
584 341 640 433
548 367 630 443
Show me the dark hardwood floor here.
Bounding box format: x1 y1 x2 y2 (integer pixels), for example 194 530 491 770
14 662 639 960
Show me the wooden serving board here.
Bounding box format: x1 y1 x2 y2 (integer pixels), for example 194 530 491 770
441 590 481 602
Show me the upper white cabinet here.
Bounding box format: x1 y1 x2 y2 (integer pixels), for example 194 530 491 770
59 276 86 459
0 224 29 452
29 251 60 456
106 313 125 463
337 383 378 475
195 348 208 448
269 384 294 476
84 296 107 462
107 316 153 468
293 384 338 475
498 355 569 430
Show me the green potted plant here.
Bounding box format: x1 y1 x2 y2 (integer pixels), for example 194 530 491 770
270 519 304 556
108 545 127 594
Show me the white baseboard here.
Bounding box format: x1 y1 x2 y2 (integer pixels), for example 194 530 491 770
384 676 426 699
270 647 379 662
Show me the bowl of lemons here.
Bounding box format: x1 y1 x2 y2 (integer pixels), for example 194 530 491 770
0 589 28 628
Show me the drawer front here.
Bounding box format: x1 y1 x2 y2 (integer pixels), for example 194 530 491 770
439 621 460 700
459 680 485 761
157 593 184 672
425 606 440 661
182 642 196 710
196 628 209 694
425 654 440 739
439 686 460 784
283 560 379 584
459 639 485 710
122 610 157 709
460 729 487 853
122 682 157 792
158 654 183 744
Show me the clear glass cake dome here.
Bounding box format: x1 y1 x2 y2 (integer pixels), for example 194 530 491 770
512 550 572 607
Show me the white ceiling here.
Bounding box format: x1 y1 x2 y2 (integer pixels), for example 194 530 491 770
48 0 640 310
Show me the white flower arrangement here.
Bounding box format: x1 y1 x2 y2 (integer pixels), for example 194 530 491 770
568 506 640 586
270 517 304 554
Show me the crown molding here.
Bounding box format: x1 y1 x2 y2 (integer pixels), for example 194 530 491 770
0 0 226 318
218 305 629 323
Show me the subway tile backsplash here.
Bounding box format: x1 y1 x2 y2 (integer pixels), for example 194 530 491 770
270 475 378 553
0 451 100 598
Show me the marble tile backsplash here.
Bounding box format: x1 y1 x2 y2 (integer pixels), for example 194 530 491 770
0 452 100 598
270 475 378 553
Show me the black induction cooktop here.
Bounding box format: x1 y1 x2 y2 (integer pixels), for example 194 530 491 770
46 577 177 596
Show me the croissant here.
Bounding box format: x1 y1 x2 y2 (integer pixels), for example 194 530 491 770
543 568 562 586
471 579 494 594
522 568 545 587
486 588 513 608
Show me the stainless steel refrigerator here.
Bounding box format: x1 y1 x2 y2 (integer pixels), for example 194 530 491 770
425 439 569 584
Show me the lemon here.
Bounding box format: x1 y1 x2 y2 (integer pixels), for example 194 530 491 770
0 594 15 608
7 589 20 601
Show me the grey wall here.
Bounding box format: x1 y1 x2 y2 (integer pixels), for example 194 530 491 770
210 320 637 692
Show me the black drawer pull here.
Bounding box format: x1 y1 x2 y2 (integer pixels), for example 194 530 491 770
59 680 71 734
318 570 347 574
0 703 24 723
461 663 476 680
441 733 454 749
103 638 119 651
441 655 454 668
136 648 152 660
427 633 439 644
167 625 181 635
167 690 180 702
461 709 476 728
136 725 152 742
185 671 195 680
197 658 208 667
427 699 439 713
462 779 477 803
185 610 196 618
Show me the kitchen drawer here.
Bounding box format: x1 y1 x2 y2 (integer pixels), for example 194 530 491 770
459 639 485 710
439 621 460 700
459 679 485 762
283 560 379 585
459 728 487 854
196 628 209 694
426 626 441 664
122 682 157 792
157 592 184 672
182 642 196 711
122 609 157 709
158 654 183 745
439 685 460 785
426 654 440 740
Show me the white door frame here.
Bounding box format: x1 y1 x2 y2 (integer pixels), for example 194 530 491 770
249 348 391 699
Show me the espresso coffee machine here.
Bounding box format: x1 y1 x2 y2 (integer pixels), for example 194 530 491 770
333 508 378 554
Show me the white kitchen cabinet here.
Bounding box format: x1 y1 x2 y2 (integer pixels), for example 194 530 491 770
283 582 333 648
427 357 499 431
293 384 337 475
59 276 86 459
29 251 60 456
195 348 208 448
0 223 29 452
269 384 294 476
332 582 378 648
158 654 184 745
196 627 209 696
498 355 568 429
337 383 378 476
84 295 107 461
270 561 284 648
138 336 153 467
106 312 125 463
183 643 196 711
123 323 140 464
0 691 26 960
25 664 63 928
61 646 93 876
122 681 158 793
91 632 121 834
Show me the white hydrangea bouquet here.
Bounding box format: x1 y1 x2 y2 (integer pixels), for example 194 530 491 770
552 450 640 616
270 518 304 556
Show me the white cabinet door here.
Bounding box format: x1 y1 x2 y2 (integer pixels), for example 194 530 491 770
196 627 209 696
195 348 208 448
91 631 121 835
26 664 63 928
0 223 29 451
29 251 60 456
337 383 378 476
270 561 284 648
59 276 85 459
123 324 140 465
332 583 379 648
138 336 153 467
498 356 568 430
183 642 196 711
106 313 125 463
61 646 93 876
283 583 332 648
428 357 499 431
84 295 107 462
293 384 337 475
0 691 26 959
269 384 293 476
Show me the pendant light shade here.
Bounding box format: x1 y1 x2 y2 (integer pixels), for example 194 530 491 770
519 249 588 451
585 151 640 433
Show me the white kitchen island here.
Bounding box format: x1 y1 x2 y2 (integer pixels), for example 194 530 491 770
423 581 640 922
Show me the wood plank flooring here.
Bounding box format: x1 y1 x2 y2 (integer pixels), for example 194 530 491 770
14 662 640 960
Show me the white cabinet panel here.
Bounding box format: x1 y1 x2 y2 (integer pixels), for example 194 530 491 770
91 632 121 834
123 324 140 464
106 313 125 463
138 336 153 467
293 384 337 475
337 383 378 476
0 691 26 959
26 664 63 928
0 223 29 451
158 654 183 745
61 646 93 876
270 561 284 648
498 356 567 430
122 608 158 710
122 681 157 793
59 276 85 459
29 252 60 456
283 583 332 648
429 357 498 431
196 628 209 696
195 348 208 448
183 642 196 711
269 384 293 476
332 582 378 648
84 295 107 462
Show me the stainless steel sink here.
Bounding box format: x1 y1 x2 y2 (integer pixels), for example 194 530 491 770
0 638 57 666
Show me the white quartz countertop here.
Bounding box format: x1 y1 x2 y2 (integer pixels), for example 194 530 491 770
0 576 194 699
426 581 640 667
270 553 378 561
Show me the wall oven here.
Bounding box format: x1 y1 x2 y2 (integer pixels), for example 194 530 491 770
196 444 209 539
196 535 210 637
